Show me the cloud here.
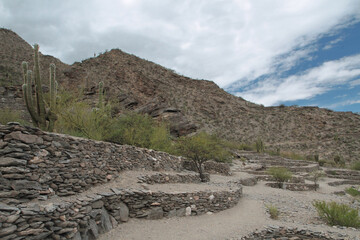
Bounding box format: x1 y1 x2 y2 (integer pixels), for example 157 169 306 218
325 99 360 109
235 54 360 106
1 0 359 89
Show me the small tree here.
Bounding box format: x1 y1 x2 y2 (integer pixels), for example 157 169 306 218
309 170 324 191
175 132 230 182
267 167 292 188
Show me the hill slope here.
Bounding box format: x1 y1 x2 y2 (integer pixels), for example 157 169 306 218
1 28 359 162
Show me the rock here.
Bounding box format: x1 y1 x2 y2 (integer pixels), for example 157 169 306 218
99 207 113 233
0 203 19 211
118 202 129 222
1 166 30 174
29 156 44 164
0 157 27 167
11 180 42 190
88 219 99 239
18 228 44 236
167 209 177 218
0 224 17 237
91 200 104 209
147 207 163 220
4 131 43 144
6 214 20 223
176 208 186 217
185 206 191 216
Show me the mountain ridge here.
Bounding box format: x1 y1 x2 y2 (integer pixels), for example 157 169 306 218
1 28 359 163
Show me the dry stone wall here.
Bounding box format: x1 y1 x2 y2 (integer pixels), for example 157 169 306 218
0 123 243 239
0 123 183 204
241 226 352 240
0 187 242 240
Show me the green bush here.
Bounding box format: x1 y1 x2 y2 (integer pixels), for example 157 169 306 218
256 138 264 153
267 167 292 188
313 200 360 228
265 204 279 219
0 108 28 125
105 112 172 152
345 187 360 197
351 161 360 171
174 132 231 181
55 91 113 140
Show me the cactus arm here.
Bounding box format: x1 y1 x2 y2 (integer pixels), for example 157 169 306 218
22 70 40 126
47 63 57 132
33 44 47 129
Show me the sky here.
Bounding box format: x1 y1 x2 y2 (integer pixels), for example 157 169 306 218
1 0 360 112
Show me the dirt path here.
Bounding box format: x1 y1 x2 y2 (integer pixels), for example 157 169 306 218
98 179 360 240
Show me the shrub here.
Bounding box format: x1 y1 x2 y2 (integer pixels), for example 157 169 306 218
345 187 360 197
105 112 172 152
313 200 360 228
267 167 292 188
174 132 231 181
351 161 360 171
265 204 279 219
255 138 264 153
309 170 325 191
0 108 28 125
334 155 345 167
55 91 113 140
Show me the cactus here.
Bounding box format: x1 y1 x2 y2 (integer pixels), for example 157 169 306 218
98 81 104 109
22 44 58 131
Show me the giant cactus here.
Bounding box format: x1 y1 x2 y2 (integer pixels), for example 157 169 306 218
22 44 57 131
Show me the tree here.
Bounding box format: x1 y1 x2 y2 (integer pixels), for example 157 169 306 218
175 132 230 182
309 170 324 191
267 167 292 188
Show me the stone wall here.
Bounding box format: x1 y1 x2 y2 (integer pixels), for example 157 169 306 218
182 160 231 176
137 172 209 184
265 182 318 191
0 186 242 240
0 123 243 239
241 226 351 240
0 123 183 204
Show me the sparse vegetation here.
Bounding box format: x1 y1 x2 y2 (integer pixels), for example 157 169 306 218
255 138 264 153
265 204 279 219
313 200 360 228
345 187 360 197
334 155 345 167
351 161 360 171
105 112 172 152
309 170 325 191
0 108 27 125
267 167 292 188
174 132 231 182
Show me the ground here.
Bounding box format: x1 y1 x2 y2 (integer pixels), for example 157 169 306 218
90 158 360 240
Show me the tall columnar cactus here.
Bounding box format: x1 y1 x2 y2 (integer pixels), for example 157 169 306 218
22 44 58 131
98 81 104 109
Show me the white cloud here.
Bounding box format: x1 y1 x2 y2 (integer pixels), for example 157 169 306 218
236 54 360 106
0 0 359 90
325 99 360 109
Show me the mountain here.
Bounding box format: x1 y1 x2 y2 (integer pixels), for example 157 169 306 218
1 28 359 163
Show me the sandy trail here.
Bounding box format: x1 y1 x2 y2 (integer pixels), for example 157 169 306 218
98 177 360 240
98 195 267 240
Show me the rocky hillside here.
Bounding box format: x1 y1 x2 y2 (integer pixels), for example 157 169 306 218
1 28 359 162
